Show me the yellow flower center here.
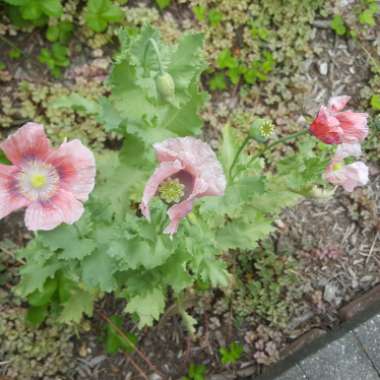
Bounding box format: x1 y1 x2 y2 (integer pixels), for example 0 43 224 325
332 162 343 172
30 173 47 189
159 178 185 203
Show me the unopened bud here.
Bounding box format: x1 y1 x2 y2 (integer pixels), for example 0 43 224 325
156 72 175 99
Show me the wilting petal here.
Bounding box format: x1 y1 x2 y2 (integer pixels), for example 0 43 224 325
309 106 343 144
328 96 351 112
334 111 368 143
141 159 184 220
325 161 369 192
0 164 29 219
334 143 362 160
164 178 208 235
0 123 52 165
47 139 96 202
25 189 84 231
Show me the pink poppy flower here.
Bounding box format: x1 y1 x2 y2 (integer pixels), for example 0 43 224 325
310 96 368 144
0 123 96 231
324 142 368 192
141 137 226 235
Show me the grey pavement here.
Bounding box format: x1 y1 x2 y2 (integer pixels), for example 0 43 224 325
275 314 380 380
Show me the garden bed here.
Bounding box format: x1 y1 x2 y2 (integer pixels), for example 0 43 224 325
0 1 379 379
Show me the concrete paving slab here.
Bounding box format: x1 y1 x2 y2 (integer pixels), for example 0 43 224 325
276 365 308 380
354 314 380 373
299 331 379 380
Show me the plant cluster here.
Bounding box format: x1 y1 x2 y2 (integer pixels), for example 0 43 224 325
9 26 346 331
0 306 76 379
233 241 301 327
0 79 110 150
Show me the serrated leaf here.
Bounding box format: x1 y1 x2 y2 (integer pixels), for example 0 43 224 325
125 287 166 327
39 225 96 261
59 287 95 323
28 277 58 306
82 250 117 291
50 93 100 114
26 305 47 327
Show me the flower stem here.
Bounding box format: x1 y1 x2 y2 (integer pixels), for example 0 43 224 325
149 38 164 74
230 129 310 181
228 135 251 181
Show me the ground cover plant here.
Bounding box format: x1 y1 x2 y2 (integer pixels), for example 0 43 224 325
0 1 379 379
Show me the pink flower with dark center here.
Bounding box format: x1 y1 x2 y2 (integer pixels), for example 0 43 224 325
141 137 226 235
324 142 369 192
310 96 368 144
0 123 96 231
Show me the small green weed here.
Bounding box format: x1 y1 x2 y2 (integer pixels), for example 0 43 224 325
219 342 244 365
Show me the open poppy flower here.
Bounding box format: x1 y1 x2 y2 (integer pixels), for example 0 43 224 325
324 143 369 192
310 96 368 144
140 137 226 235
0 123 96 231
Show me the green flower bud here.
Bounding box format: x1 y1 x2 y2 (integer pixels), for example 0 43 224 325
249 118 275 143
155 72 175 99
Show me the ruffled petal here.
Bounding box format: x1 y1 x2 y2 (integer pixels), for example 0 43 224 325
309 106 343 144
24 189 84 231
47 139 96 202
334 111 368 143
325 161 369 192
140 159 184 221
328 96 351 112
0 164 29 219
334 143 362 161
164 178 208 235
0 123 52 165
154 137 226 196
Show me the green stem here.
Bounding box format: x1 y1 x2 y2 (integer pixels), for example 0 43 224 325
148 38 164 74
228 135 251 181
230 129 310 181
247 129 309 167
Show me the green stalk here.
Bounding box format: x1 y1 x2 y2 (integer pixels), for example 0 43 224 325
148 38 164 74
228 135 251 181
229 129 310 181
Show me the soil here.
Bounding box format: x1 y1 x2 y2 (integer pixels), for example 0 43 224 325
0 2 379 380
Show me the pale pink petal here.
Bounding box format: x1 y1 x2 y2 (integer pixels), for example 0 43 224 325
154 137 226 196
309 106 343 144
328 96 351 112
142 137 226 234
25 189 84 231
164 178 208 235
140 159 184 221
0 164 29 219
325 161 369 192
334 111 368 143
334 143 362 161
47 139 96 202
0 123 52 165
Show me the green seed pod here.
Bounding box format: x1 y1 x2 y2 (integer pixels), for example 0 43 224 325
155 72 175 99
249 118 275 143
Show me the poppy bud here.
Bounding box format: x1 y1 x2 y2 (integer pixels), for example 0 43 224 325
155 72 175 99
